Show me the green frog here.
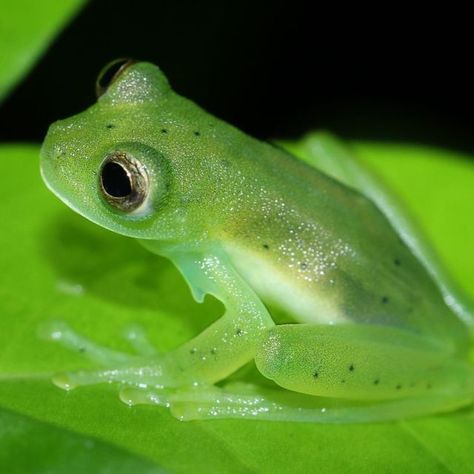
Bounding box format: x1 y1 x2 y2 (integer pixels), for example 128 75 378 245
39 59 474 422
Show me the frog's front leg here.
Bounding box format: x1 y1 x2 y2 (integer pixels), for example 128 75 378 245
43 251 274 390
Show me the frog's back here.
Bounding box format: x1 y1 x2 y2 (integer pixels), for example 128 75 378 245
211 135 467 351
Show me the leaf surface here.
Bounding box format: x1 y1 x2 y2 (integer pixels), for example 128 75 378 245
0 143 473 473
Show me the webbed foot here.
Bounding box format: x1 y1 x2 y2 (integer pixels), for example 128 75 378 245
38 320 166 389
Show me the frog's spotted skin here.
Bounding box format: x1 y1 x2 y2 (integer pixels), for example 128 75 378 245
39 61 474 422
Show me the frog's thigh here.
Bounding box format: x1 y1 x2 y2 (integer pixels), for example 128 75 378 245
290 132 372 194
255 324 472 402
119 323 472 422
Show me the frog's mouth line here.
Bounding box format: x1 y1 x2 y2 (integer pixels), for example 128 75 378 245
39 157 159 240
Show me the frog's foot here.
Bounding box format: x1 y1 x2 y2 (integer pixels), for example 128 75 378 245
39 320 159 362
119 382 284 420
51 364 172 391
121 382 472 423
38 320 165 390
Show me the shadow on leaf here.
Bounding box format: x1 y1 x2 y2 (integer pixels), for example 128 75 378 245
40 210 222 334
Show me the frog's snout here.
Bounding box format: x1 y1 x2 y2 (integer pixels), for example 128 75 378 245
41 117 84 173
40 118 85 202
41 119 60 153
40 122 62 186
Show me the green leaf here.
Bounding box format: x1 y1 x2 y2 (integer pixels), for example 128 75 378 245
0 142 473 473
0 0 86 103
0 407 166 474
352 142 474 293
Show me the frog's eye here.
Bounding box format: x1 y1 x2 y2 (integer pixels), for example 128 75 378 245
99 152 149 212
96 58 136 98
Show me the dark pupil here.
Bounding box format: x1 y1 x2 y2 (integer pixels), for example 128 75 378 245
101 162 132 197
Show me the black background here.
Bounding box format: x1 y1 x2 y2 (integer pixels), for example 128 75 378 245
1 0 473 154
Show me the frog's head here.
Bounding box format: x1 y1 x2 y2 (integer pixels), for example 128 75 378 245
41 59 201 241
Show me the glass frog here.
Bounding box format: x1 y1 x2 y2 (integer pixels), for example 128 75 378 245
39 59 474 422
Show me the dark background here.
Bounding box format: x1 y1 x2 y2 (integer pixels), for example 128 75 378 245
1 0 473 154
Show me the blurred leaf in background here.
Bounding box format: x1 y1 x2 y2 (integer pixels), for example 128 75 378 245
0 1 473 473
0 0 85 103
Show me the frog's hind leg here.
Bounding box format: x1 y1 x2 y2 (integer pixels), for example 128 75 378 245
282 132 370 193
120 323 473 422
252 323 473 421
121 381 471 423
286 132 474 330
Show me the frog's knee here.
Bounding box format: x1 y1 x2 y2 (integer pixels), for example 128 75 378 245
255 325 332 395
255 327 286 380
255 325 333 383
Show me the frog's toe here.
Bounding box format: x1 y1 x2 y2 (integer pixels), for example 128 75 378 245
52 371 79 391
123 324 160 357
52 368 121 390
119 383 274 421
120 386 172 407
39 319 137 366
117 382 474 422
37 320 73 342
50 364 168 391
